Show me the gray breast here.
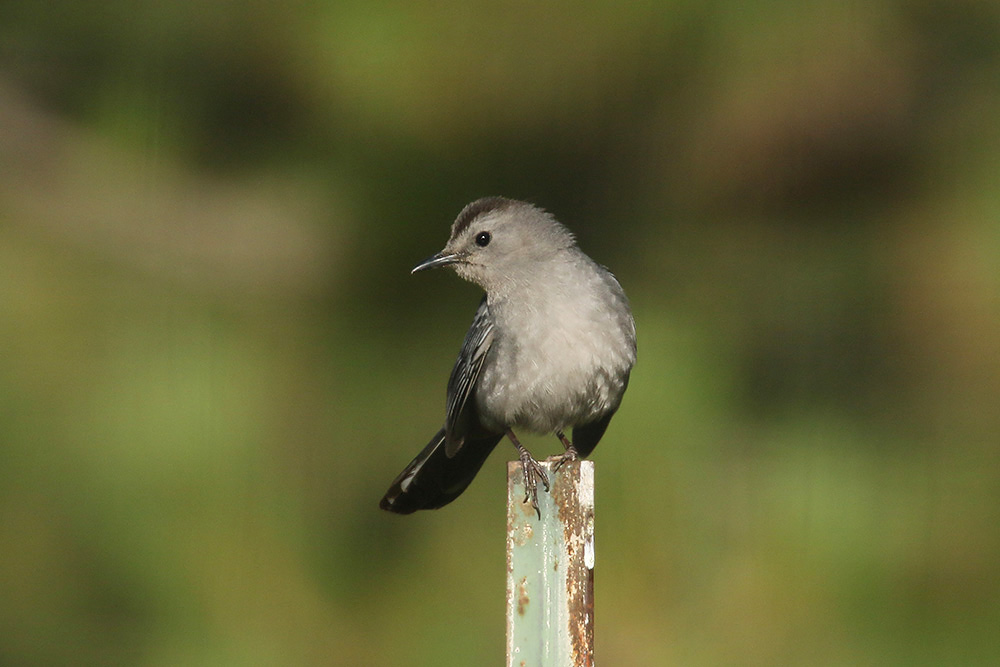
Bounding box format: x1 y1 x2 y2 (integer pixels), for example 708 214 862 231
474 263 635 434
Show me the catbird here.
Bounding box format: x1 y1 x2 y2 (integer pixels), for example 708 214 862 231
379 197 636 515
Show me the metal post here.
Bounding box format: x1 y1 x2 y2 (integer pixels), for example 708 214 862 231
506 460 595 667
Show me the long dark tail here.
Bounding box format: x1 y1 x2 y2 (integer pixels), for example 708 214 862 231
380 428 504 513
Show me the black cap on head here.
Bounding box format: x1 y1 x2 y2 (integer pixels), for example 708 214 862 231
452 196 515 237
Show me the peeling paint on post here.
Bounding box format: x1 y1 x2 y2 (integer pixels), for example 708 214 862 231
506 460 595 667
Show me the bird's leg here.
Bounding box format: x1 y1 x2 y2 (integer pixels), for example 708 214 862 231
506 429 549 518
551 430 579 472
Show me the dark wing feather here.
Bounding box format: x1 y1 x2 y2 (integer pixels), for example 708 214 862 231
379 296 501 514
379 427 503 513
444 296 494 457
571 412 614 459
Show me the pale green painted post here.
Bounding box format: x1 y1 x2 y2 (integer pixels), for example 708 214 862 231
506 460 595 667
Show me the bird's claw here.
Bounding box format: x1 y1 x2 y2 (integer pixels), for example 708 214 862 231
551 444 579 473
552 431 579 473
519 451 549 519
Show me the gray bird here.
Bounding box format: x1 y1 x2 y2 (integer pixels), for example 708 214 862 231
379 197 636 515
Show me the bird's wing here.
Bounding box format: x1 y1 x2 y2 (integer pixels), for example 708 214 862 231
444 296 494 457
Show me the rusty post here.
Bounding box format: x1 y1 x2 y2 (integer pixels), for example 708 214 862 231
506 460 595 667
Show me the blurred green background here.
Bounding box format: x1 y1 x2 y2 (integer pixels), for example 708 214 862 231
2 1 999 665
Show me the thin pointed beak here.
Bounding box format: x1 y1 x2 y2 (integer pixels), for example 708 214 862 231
411 252 462 274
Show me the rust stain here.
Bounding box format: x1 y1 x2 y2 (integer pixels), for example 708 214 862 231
551 461 595 666
509 520 532 548
517 576 530 617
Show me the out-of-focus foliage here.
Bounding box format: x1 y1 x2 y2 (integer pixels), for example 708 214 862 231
2 1 998 664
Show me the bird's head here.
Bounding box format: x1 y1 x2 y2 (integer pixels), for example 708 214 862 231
412 197 576 292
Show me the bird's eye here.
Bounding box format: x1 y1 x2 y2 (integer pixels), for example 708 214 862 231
475 231 491 247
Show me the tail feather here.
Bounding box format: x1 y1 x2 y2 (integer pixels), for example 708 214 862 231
380 428 503 513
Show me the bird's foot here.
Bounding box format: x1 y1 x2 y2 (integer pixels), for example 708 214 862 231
551 430 579 472
507 430 549 519
551 445 579 473
520 451 550 519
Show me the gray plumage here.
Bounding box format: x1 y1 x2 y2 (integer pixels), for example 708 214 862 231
380 197 636 514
